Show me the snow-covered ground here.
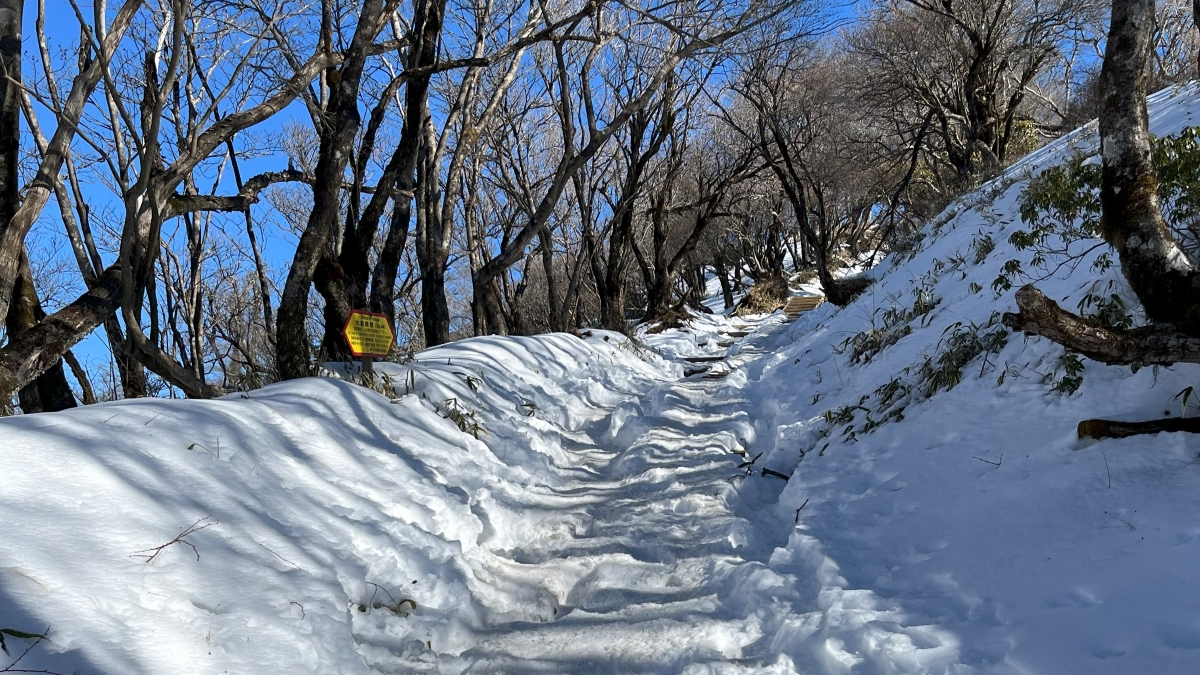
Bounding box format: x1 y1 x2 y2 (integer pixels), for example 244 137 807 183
5 84 1200 674
732 83 1200 674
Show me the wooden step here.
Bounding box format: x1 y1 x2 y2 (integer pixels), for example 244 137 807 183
683 355 726 363
783 295 825 317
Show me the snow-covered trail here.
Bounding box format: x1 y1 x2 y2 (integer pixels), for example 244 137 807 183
0 315 979 674
440 322 800 674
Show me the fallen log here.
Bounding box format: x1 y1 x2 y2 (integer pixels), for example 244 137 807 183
1078 416 1200 440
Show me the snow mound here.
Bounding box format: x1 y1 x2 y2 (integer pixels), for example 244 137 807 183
0 332 677 673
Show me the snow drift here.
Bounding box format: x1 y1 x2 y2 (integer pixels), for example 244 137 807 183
0 333 678 673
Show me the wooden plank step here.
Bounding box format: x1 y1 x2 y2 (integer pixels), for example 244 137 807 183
783 295 826 317
683 355 726 363
783 296 825 310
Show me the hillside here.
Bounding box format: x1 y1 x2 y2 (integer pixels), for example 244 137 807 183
3 84 1200 674
729 82 1200 673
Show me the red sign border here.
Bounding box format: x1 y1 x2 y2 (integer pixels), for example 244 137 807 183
342 309 395 359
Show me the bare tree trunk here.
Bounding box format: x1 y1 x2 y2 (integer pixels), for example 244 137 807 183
1007 0 1200 353
105 316 146 398
538 226 561 332
715 260 734 310
276 1 391 379
8 252 76 411
0 0 75 413
416 99 451 345
0 264 124 401
1195 0 1200 75
1096 0 1200 332
63 349 95 404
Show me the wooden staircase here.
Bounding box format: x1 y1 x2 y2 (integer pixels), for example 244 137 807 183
783 295 825 320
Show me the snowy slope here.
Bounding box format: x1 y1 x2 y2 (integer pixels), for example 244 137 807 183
732 82 1200 674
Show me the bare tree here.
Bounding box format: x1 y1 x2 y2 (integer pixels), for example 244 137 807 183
469 0 806 336
851 0 1090 194
732 48 897 304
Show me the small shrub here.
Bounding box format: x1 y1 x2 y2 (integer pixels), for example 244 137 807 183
1077 281 1134 330
360 370 399 398
813 317 1009 454
918 315 1009 398
1050 352 1085 395
438 398 486 438
971 231 996 264
838 287 941 365
991 259 1023 295
734 276 790 316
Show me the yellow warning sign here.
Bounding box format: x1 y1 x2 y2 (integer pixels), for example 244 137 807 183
343 310 395 358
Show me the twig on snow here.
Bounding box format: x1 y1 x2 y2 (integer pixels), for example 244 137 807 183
364 583 417 616
794 498 810 523
737 452 763 468
1104 510 1135 530
131 516 218 563
973 453 1002 467
258 542 300 569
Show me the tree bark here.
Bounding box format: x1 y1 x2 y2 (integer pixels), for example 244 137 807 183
1002 285 1200 366
6 251 77 412
63 349 95 404
1097 0 1200 334
538 226 561 332
1194 0 1200 75
0 264 124 402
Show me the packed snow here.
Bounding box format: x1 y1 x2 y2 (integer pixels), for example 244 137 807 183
4 84 1200 674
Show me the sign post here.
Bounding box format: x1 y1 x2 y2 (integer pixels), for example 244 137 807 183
342 310 395 376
